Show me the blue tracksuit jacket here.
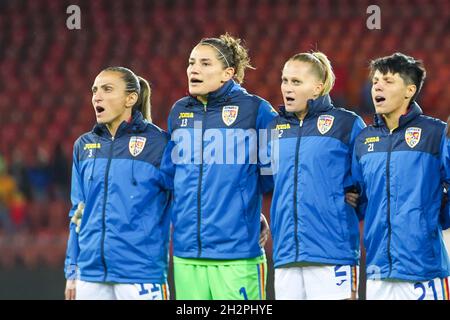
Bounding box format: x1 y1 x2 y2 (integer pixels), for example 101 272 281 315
64 111 172 283
268 95 366 267
161 79 277 259
352 102 450 281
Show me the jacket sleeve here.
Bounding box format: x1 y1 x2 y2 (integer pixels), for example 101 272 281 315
159 140 175 191
344 115 367 190
159 115 176 191
256 100 278 194
349 116 367 159
64 140 84 279
351 136 367 221
439 125 450 229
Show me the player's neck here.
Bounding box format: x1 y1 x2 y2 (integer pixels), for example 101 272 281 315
382 102 409 133
383 114 399 133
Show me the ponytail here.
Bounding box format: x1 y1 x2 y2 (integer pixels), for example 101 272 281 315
288 51 335 95
199 33 255 84
136 77 152 122
311 52 335 95
102 66 152 122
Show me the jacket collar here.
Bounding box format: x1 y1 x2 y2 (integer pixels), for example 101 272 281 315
187 79 243 108
373 101 423 130
92 110 148 137
279 94 334 120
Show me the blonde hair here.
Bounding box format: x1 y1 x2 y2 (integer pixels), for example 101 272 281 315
288 51 335 95
199 33 255 84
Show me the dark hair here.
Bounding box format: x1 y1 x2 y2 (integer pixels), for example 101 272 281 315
447 116 450 138
102 66 152 121
198 33 254 84
369 52 426 102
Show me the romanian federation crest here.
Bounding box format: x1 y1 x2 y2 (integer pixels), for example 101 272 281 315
129 136 147 157
317 115 334 134
405 127 422 148
222 105 239 126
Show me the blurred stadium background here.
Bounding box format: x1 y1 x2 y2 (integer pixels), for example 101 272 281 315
0 0 448 299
